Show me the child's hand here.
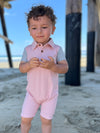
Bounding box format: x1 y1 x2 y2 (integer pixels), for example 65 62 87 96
28 57 40 68
40 56 55 70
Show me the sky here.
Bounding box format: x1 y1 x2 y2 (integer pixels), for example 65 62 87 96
0 0 87 56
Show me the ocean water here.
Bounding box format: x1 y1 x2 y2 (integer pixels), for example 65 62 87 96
0 55 22 62
0 50 86 62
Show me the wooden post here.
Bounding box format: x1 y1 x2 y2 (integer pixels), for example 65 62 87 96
65 0 82 86
87 0 96 72
0 6 13 68
95 23 100 66
95 0 100 66
95 0 100 23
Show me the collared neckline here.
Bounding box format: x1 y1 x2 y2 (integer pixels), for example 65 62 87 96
32 38 55 50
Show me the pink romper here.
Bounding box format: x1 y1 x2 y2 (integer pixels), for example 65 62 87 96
21 39 62 119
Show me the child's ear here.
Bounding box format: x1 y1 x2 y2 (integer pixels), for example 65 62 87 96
52 26 56 34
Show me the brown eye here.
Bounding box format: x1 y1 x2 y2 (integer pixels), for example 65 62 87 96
32 28 36 30
42 27 47 29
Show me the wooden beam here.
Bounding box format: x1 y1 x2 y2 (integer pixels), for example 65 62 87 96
0 34 13 44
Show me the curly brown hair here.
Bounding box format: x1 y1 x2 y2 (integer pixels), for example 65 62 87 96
26 5 57 27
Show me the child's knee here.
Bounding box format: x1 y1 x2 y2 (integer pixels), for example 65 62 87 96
41 116 52 125
21 117 33 127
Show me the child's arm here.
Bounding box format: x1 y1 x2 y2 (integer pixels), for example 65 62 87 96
19 57 40 73
51 60 68 74
40 56 68 74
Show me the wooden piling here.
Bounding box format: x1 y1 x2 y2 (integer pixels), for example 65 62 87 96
87 0 96 72
95 0 100 66
65 0 82 86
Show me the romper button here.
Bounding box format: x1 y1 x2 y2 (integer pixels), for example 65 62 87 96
41 50 43 53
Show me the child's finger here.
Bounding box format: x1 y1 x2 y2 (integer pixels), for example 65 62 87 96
41 58 47 62
48 56 54 61
40 61 45 65
30 57 39 61
33 57 39 61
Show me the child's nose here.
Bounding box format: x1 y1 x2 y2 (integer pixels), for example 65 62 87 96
37 28 42 33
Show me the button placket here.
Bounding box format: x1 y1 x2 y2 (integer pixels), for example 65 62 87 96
41 50 43 53
41 45 44 53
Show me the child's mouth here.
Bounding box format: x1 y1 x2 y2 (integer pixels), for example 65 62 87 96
37 36 44 38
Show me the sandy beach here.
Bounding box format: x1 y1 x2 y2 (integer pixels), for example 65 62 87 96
0 57 87 68
0 58 100 133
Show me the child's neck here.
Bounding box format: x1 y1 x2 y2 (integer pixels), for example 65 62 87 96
37 38 51 46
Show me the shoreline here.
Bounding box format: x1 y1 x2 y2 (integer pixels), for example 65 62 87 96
0 57 87 68
0 61 20 68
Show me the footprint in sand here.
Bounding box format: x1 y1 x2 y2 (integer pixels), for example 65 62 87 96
0 69 4 72
82 92 92 98
0 92 5 102
64 106 100 132
89 118 100 132
64 110 83 125
61 92 69 96
95 79 100 83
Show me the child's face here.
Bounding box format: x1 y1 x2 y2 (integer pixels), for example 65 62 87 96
28 16 56 45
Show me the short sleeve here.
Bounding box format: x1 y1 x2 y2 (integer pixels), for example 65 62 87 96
21 48 28 62
56 47 66 63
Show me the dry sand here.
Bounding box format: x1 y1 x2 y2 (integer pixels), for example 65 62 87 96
0 57 87 68
0 66 100 133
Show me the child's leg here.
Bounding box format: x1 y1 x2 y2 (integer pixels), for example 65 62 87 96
21 117 33 133
41 116 52 133
21 92 40 133
40 95 58 133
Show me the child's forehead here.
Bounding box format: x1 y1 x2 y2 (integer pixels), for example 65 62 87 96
29 16 52 26
31 16 51 22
